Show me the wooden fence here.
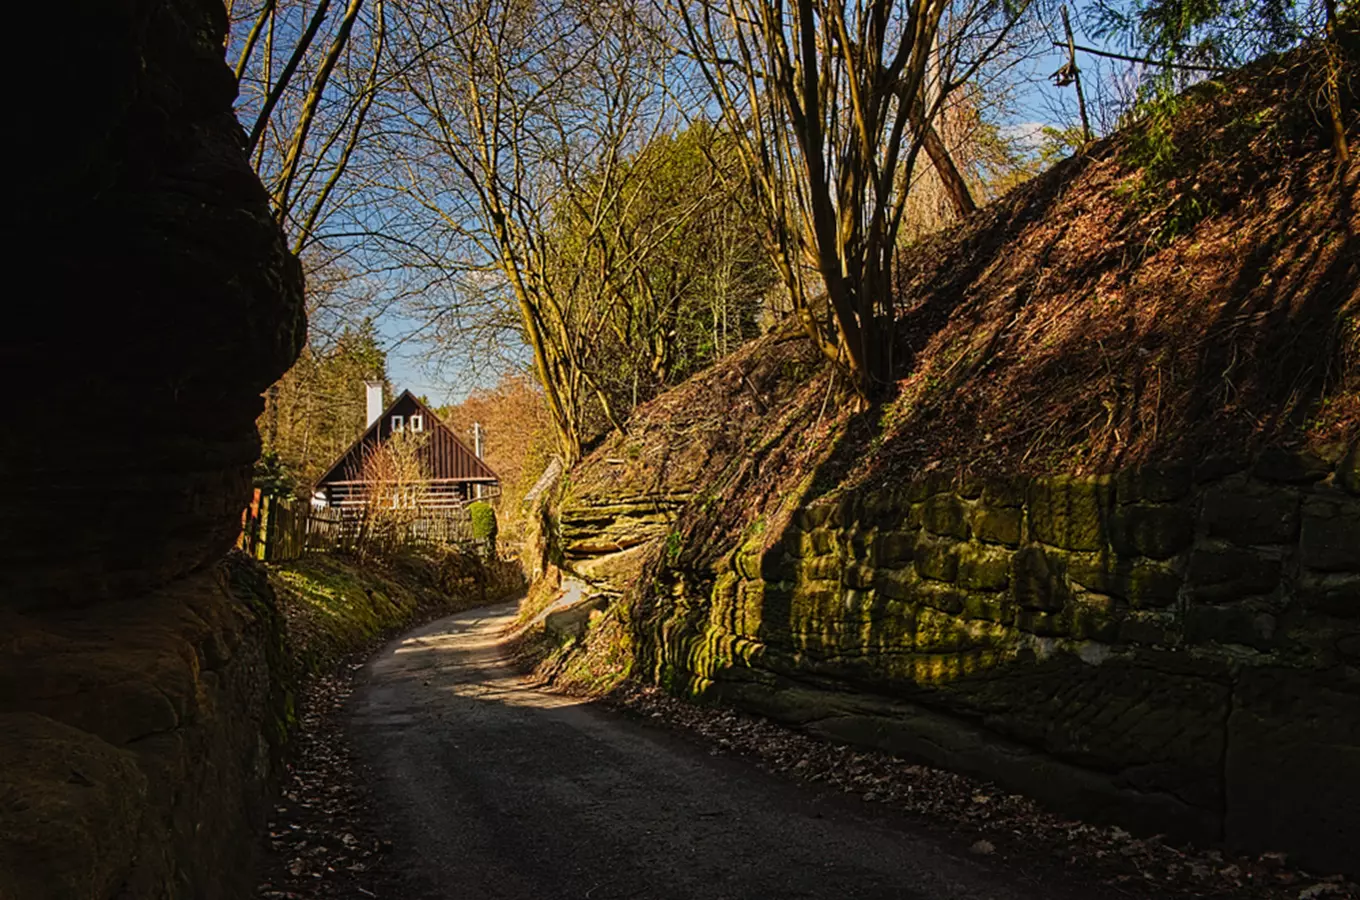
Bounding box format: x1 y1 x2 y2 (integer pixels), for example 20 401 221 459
238 490 478 562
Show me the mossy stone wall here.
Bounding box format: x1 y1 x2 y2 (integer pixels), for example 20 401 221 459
616 448 1359 875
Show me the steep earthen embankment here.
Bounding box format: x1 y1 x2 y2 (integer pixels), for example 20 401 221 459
533 53 1359 876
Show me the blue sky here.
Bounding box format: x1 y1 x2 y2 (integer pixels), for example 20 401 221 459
378 4 1127 405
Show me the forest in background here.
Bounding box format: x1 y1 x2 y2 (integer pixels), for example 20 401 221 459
232 0 1357 522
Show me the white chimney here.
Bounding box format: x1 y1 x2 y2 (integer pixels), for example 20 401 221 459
365 381 384 429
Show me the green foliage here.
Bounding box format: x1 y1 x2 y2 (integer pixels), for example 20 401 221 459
469 501 498 541
1092 0 1311 78
253 449 296 498
1037 125 1091 166
1092 0 1335 251
260 319 389 495
546 122 777 440
664 529 684 564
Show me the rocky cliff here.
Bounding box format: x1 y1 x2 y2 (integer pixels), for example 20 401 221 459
1 0 306 897
5 0 305 610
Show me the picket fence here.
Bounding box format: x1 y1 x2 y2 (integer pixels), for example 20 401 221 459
238 489 476 562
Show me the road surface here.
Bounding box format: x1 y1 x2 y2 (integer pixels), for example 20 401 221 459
347 601 1077 900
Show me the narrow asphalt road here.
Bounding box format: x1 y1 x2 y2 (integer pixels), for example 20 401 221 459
348 602 1078 900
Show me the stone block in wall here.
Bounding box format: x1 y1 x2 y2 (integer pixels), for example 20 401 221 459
0 713 149 900
1202 485 1300 546
788 529 835 558
1110 504 1196 559
969 655 1229 797
1118 610 1178 646
916 542 960 583
915 608 988 652
922 495 970 539
843 563 876 590
1299 494 1360 573
1195 454 1249 483
873 567 916 601
1067 557 1182 608
905 471 953 502
800 555 843 582
1028 476 1114 551
1339 631 1360 661
1253 447 1333 484
973 506 1022 546
1186 547 1281 602
786 581 842 623
1014 609 1067 636
957 545 1011 591
916 584 967 615
794 503 833 531
828 493 862 527
758 548 800 583
848 529 875 560
1341 444 1360 495
1011 546 1070 611
981 477 1027 507
1184 603 1277 650
1115 464 1193 504
873 530 917 566
956 473 985 499
1070 593 1119 641
1296 573 1360 617
1225 668 1360 876
962 591 1012 623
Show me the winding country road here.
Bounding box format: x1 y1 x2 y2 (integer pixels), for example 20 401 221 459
347 602 1079 900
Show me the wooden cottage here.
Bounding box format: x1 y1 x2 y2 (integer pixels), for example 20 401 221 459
313 390 499 510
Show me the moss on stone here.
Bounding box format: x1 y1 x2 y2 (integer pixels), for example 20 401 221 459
1067 557 1182 608
1110 504 1196 559
1028 475 1114 551
973 506 1022 546
1115 465 1193 504
957 545 1011 591
962 591 1012 622
922 495 970 539
1011 547 1070 611
1069 593 1119 641
916 542 960 583
872 530 917 566
873 566 916 601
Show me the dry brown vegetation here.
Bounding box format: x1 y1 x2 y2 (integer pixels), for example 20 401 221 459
440 374 558 538
560 48 1357 577
864 49 1358 485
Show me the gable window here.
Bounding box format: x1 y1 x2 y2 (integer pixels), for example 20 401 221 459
391 415 405 432
409 414 424 433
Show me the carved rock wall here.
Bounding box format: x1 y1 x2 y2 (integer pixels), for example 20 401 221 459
566 448 1360 875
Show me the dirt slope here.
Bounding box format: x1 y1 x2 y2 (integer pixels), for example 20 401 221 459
570 50 1357 513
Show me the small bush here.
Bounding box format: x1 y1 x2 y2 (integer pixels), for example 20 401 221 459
469 501 498 542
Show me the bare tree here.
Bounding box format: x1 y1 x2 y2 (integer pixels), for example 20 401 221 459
357 430 430 557
675 0 1033 394
384 0 693 462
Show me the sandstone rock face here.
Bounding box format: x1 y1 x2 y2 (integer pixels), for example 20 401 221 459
1 1 305 896
4 0 305 611
558 450 1360 875
0 555 288 900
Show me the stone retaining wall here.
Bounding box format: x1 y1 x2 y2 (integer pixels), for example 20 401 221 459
622 448 1359 874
